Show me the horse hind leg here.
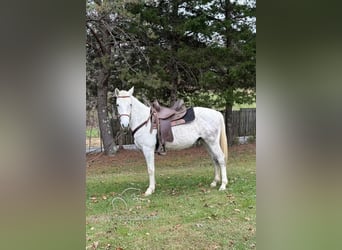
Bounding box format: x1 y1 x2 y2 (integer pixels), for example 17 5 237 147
204 141 228 191
210 159 221 188
218 159 228 191
203 140 222 188
215 154 228 191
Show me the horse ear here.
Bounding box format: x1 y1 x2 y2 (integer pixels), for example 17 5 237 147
114 88 120 97
128 86 134 96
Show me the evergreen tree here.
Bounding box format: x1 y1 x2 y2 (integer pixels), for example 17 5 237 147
87 0 256 150
128 0 256 145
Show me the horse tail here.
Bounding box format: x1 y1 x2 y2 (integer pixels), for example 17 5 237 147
220 114 228 162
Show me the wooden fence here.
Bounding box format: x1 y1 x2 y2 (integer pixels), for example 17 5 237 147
110 108 256 147
231 108 256 138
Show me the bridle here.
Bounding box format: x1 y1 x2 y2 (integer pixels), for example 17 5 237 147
116 95 154 136
116 95 132 119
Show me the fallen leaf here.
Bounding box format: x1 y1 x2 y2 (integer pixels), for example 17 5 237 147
149 211 158 216
248 226 255 233
92 241 99 250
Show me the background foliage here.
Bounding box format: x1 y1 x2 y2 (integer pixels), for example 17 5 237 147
86 0 256 154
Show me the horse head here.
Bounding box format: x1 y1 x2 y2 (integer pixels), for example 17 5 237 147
114 86 134 129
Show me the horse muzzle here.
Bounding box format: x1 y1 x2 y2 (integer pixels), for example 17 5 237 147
119 114 130 129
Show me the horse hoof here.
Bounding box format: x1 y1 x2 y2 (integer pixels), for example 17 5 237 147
144 188 154 196
219 185 226 191
210 182 217 188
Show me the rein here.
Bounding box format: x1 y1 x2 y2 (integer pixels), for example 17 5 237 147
132 108 155 137
117 94 155 137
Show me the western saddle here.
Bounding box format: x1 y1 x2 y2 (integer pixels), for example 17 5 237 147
151 99 187 155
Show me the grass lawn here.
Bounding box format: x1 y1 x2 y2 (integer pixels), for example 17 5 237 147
233 103 256 111
86 144 256 250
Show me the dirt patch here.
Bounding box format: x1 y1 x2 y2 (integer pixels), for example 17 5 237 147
87 143 255 169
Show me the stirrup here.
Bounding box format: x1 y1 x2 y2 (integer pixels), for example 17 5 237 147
156 144 166 155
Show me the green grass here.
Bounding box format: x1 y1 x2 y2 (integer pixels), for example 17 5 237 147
233 103 256 111
86 146 256 249
86 127 100 138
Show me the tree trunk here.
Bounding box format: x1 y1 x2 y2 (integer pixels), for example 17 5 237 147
170 68 179 103
225 103 234 147
169 0 180 104
96 70 117 155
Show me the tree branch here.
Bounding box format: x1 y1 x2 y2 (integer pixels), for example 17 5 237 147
86 22 106 56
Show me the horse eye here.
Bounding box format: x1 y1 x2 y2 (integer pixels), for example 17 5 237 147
116 104 119 107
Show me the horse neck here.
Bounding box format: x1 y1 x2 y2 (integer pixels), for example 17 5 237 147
130 96 150 129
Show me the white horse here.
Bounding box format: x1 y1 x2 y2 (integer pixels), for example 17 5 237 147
114 87 228 196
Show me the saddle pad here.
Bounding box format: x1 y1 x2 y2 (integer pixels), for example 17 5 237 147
170 107 195 127
183 107 195 123
154 107 196 151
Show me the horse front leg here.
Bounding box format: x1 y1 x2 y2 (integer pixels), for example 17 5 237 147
142 147 155 196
